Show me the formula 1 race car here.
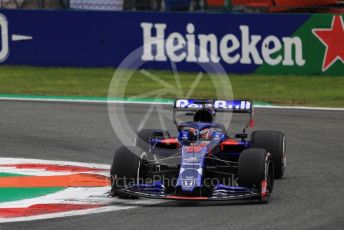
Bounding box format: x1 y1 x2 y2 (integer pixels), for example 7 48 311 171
110 99 286 203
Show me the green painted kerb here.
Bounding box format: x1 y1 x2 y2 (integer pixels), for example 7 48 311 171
0 187 65 203
0 173 27 177
0 173 65 203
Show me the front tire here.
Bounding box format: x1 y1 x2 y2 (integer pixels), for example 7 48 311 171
110 146 143 198
238 148 274 203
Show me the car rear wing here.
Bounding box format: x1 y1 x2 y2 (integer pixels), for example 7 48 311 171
173 99 254 129
173 99 253 113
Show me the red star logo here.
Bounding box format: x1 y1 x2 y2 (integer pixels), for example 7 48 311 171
312 16 344 72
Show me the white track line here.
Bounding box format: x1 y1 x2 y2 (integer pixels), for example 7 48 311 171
1 96 344 111
0 157 109 176
0 97 169 105
254 105 344 111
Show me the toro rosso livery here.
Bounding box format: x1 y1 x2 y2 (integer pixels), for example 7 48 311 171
110 99 286 203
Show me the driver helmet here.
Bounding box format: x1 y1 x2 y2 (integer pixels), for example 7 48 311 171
200 128 212 141
188 127 197 142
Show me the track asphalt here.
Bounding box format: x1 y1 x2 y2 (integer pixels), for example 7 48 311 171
0 100 343 230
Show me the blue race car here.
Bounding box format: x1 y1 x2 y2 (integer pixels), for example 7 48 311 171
110 99 286 203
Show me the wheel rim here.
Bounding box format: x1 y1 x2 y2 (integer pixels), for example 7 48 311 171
282 137 287 172
261 154 274 201
267 160 274 194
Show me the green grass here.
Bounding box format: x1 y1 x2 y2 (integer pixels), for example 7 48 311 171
0 66 343 107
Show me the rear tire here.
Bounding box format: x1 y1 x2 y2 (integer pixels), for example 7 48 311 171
238 148 274 203
110 146 143 198
251 130 286 179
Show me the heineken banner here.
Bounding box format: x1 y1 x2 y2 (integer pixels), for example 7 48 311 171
0 10 343 75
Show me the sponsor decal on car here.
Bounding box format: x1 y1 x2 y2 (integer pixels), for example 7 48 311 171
175 99 252 111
